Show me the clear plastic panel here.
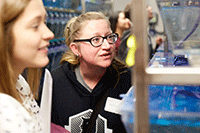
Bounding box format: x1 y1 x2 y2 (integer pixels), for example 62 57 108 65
161 6 200 55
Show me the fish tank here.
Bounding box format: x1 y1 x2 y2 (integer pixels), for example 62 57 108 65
119 85 200 133
157 0 200 56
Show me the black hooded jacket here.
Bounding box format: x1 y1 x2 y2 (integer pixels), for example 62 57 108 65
51 61 132 133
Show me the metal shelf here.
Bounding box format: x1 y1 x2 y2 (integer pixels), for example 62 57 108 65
131 0 200 132
146 67 200 85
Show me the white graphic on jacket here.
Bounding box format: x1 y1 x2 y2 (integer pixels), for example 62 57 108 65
64 109 112 133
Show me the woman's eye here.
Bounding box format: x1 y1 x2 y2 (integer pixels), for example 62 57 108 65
108 35 113 39
34 25 39 29
33 24 39 29
93 38 100 42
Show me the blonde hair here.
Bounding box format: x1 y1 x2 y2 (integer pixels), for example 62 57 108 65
61 12 111 65
0 0 42 103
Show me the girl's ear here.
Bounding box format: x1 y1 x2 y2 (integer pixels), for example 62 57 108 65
70 43 80 57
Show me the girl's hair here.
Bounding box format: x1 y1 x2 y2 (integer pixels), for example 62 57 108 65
124 2 131 21
61 11 111 65
0 0 42 103
109 11 122 33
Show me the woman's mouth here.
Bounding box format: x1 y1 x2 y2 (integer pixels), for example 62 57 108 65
39 47 48 53
101 53 112 59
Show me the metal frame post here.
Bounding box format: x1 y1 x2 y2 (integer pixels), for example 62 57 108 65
132 0 149 132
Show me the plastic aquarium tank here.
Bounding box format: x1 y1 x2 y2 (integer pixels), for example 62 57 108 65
157 1 200 56
119 85 200 133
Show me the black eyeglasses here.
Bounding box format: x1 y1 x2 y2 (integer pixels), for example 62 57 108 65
73 33 118 47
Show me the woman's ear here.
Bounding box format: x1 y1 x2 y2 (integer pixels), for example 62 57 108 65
70 43 80 57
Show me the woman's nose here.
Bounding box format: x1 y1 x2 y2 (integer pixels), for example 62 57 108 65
43 25 54 40
101 38 112 49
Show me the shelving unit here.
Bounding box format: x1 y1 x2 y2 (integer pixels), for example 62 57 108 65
43 1 82 72
81 0 113 15
131 0 200 132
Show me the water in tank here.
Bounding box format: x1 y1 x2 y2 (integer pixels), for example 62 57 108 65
156 0 200 56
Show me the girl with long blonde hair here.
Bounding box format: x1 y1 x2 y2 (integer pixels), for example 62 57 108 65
0 0 54 132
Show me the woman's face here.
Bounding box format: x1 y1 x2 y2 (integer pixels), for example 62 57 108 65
117 12 131 31
75 19 115 68
12 0 54 71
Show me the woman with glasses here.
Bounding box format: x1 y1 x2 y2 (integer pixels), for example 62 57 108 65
51 12 132 133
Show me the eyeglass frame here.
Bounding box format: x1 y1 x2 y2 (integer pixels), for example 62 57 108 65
73 33 118 47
